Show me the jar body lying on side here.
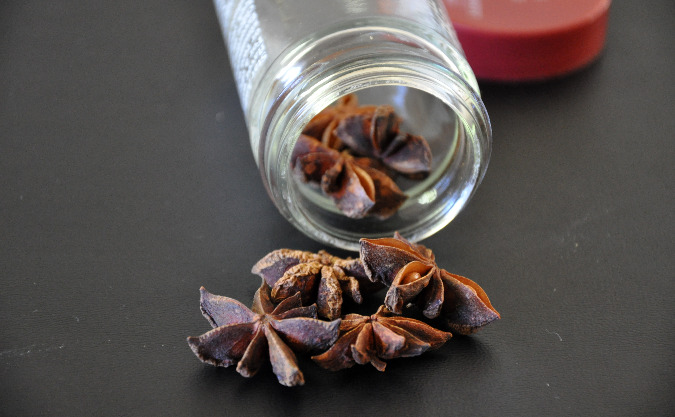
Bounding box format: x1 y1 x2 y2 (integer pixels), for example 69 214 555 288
214 0 491 250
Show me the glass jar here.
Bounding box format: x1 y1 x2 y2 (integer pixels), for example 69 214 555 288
213 0 491 250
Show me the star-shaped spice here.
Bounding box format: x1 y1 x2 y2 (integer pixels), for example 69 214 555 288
292 134 407 219
335 105 432 178
302 93 376 150
186 282 340 386
360 232 500 335
312 305 452 371
251 249 384 321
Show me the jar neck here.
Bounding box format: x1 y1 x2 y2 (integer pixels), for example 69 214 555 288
254 24 491 249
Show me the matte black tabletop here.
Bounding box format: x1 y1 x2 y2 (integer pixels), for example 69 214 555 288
1 1 673 416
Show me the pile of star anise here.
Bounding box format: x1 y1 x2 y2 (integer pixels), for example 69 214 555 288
187 233 500 386
291 94 432 219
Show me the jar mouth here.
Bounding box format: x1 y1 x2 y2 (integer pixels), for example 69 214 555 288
259 26 491 250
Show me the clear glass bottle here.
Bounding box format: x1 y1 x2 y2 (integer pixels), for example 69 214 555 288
213 0 491 250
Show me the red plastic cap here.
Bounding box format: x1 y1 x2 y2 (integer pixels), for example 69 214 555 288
443 0 611 82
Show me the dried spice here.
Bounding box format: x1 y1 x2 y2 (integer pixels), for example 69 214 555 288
335 105 432 179
251 248 384 320
360 232 500 335
312 305 452 371
293 94 433 219
302 94 376 150
186 282 340 386
292 134 407 219
189 237 501 385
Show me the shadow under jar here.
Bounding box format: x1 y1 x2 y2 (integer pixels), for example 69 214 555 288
214 0 491 250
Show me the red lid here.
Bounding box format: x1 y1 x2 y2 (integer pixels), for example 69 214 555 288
443 0 611 81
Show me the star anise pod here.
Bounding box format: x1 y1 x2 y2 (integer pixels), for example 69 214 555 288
186 282 340 386
292 134 407 219
312 305 452 371
251 249 384 320
302 94 376 150
335 105 432 179
360 232 500 335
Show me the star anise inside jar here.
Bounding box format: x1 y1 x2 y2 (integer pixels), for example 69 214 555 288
186 282 340 386
301 93 376 150
312 305 452 371
360 232 501 335
335 105 432 179
292 94 433 219
292 135 408 219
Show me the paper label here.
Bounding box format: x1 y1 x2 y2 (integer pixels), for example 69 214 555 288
213 0 268 113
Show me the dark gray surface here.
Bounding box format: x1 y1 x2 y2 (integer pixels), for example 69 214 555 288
1 1 673 416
